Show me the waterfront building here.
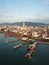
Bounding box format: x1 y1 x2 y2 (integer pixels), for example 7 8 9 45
32 31 39 37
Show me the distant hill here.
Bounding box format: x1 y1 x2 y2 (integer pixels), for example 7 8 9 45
0 22 48 26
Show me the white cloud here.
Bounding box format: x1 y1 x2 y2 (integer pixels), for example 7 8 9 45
0 10 49 23
43 0 49 5
0 10 32 23
26 12 49 23
0 10 20 23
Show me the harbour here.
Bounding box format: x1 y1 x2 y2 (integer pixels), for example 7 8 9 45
0 22 49 65
0 33 49 65
0 0 49 64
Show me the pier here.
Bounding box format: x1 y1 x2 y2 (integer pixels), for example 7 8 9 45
13 41 27 49
37 41 49 44
6 40 17 44
25 42 37 58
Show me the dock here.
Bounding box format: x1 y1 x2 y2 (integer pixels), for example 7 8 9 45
6 40 17 44
37 41 49 45
25 42 37 58
13 41 27 49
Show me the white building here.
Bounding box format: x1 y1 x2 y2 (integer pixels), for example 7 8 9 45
23 22 25 27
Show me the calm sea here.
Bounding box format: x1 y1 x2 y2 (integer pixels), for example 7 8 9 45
0 34 49 65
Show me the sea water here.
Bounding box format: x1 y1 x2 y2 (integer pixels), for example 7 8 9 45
0 34 49 65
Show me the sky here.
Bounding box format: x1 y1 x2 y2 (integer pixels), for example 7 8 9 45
0 0 49 23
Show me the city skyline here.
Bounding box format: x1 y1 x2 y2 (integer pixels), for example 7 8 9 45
0 0 49 23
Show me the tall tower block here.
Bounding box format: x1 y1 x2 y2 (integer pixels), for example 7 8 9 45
23 22 25 27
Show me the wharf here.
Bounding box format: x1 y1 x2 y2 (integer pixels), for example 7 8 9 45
25 42 37 58
37 41 49 45
13 41 27 49
6 40 17 44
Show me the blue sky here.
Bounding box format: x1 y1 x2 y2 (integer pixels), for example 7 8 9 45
0 0 49 23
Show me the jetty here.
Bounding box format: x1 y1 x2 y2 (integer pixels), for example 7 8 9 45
25 42 37 58
13 41 27 49
6 40 17 44
37 41 49 45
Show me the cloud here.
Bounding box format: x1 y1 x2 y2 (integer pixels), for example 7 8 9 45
26 12 49 23
0 10 32 23
0 10 20 23
43 0 49 5
0 10 49 23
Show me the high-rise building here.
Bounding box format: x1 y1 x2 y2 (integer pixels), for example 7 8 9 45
23 22 25 27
